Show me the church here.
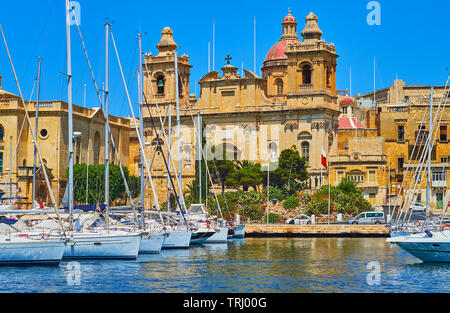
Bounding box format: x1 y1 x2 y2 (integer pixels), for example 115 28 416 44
131 10 341 205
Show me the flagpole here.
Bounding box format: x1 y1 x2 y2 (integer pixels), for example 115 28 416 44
328 159 331 225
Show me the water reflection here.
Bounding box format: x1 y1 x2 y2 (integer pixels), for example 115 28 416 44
1 238 449 292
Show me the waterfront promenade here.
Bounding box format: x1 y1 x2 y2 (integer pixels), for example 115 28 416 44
244 224 389 237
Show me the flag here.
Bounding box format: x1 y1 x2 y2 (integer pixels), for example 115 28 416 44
321 148 327 168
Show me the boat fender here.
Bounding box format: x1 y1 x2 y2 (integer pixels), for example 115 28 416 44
206 221 210 228
424 229 433 237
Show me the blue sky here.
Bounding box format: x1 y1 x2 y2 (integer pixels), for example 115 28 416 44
0 0 449 117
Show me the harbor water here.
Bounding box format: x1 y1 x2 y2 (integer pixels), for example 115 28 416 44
1 237 449 293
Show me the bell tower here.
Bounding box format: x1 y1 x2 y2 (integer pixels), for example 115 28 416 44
285 12 338 110
143 27 192 117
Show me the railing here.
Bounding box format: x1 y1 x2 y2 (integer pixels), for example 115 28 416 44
299 84 312 90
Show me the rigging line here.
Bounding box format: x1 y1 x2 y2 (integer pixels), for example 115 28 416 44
108 27 168 226
142 56 225 221
394 76 450 225
116 38 138 116
141 60 191 214
143 92 189 223
3 77 37 196
0 24 65 236
177 78 229 221
407 80 450 226
71 14 137 219
175 67 228 220
392 100 431 223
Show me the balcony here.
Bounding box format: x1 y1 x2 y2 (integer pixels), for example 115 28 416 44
299 84 312 90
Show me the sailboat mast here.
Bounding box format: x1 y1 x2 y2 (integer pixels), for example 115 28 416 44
104 22 110 232
66 0 74 230
175 49 182 206
138 33 145 226
426 87 433 215
32 56 42 207
198 112 202 203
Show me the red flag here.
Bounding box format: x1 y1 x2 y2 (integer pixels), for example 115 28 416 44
321 148 327 168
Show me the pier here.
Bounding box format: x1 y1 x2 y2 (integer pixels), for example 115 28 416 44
244 224 390 238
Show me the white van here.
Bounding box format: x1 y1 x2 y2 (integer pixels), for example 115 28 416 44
348 212 385 225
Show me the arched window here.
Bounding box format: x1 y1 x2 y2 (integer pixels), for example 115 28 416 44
326 68 332 87
156 75 165 95
275 79 283 95
178 76 184 96
93 132 100 165
268 142 278 161
301 141 310 163
302 64 312 85
328 134 333 153
347 170 364 183
0 125 4 141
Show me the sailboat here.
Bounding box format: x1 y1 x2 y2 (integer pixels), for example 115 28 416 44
0 26 67 266
387 84 450 263
59 0 141 259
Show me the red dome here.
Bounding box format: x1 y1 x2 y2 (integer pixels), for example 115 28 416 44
283 15 296 23
340 97 354 105
264 40 287 62
338 116 365 129
283 9 297 23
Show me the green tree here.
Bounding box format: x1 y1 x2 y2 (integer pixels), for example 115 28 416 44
267 149 309 188
225 161 263 191
207 145 237 194
70 164 138 205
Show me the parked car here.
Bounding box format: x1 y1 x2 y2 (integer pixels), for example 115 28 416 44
348 212 385 225
409 203 427 213
286 214 312 225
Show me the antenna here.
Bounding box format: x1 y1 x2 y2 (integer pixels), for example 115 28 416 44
254 16 256 73
373 57 376 105
349 66 352 96
212 21 215 71
208 41 210 72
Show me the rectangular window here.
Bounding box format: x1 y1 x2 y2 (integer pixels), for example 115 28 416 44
336 170 344 183
221 91 235 97
397 125 405 141
440 125 447 141
222 127 233 140
0 152 2 173
432 170 446 182
441 157 448 163
368 170 376 182
397 158 404 172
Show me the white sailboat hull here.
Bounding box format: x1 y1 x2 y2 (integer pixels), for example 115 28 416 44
63 234 141 260
139 234 165 254
205 227 228 243
162 230 192 249
0 238 65 266
232 225 245 238
388 230 450 263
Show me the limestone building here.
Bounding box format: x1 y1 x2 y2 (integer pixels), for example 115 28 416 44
357 80 450 210
132 10 341 206
0 75 130 207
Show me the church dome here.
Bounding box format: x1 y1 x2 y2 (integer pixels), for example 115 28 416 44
263 9 300 63
340 96 354 105
282 9 297 23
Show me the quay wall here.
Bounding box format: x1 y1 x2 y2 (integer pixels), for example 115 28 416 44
244 224 390 238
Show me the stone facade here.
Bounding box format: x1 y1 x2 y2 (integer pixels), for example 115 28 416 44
131 10 341 207
0 76 130 208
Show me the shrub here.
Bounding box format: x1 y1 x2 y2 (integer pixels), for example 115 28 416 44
264 213 281 224
263 186 285 202
239 203 264 221
305 199 329 216
283 196 300 210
